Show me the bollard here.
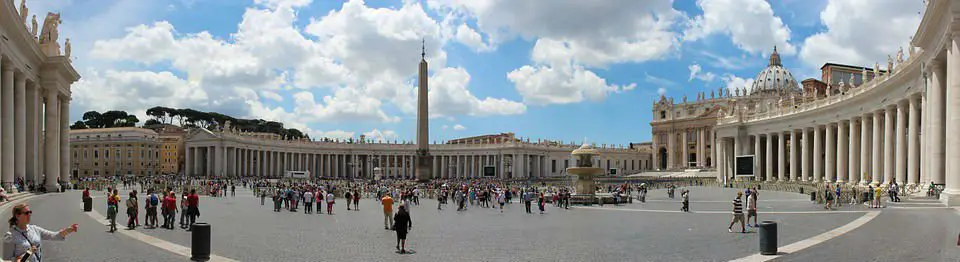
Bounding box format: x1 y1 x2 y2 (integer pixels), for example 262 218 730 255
83 197 92 212
191 223 211 261
758 221 778 255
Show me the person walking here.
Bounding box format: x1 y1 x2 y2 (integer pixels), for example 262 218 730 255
382 194 394 230
326 191 335 215
681 189 690 212
537 193 546 214
746 189 758 227
727 192 746 233
353 190 360 211
4 204 79 262
315 189 323 214
497 190 506 213
873 185 883 208
523 190 532 214
260 190 266 206
303 190 314 214
146 190 159 229
824 185 834 210
393 205 412 254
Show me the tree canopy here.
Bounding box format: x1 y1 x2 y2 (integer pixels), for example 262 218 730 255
77 110 139 128
144 106 307 140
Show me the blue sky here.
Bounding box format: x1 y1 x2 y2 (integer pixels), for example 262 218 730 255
31 0 924 145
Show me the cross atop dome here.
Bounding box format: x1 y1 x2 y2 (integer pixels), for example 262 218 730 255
769 45 781 67
421 38 425 60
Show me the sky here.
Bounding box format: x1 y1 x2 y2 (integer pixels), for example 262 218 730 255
25 0 926 145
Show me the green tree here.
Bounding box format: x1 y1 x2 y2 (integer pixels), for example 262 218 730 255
69 120 88 129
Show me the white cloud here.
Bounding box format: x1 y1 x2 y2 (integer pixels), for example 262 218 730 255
260 90 283 102
307 129 355 140
454 24 491 52
363 129 399 142
644 72 677 87
429 67 526 117
83 0 523 136
508 64 635 105
657 87 667 96
431 0 683 67
721 74 754 94
684 0 796 55
687 63 716 82
799 0 923 69
453 124 466 131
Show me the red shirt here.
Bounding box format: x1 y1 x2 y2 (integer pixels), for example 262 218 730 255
163 196 176 210
82 190 90 198
188 194 199 207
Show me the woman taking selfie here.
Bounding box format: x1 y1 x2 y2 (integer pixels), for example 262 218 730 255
3 204 78 262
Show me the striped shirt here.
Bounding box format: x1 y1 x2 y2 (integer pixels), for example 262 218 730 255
732 198 743 214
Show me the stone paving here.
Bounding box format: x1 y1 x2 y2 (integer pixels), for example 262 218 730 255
5 186 958 261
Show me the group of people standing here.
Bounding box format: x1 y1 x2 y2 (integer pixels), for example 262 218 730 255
100 187 200 233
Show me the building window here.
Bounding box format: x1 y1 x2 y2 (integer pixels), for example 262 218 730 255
94 150 99 158
104 150 109 159
551 159 556 173
564 159 569 168
660 111 666 119
128 150 132 158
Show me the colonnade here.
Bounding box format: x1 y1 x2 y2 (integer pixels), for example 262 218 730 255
717 95 922 186
0 57 73 191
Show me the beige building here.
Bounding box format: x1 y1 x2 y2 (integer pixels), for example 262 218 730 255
447 132 518 145
148 124 186 175
69 127 162 177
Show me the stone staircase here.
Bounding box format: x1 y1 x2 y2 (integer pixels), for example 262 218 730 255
885 195 945 208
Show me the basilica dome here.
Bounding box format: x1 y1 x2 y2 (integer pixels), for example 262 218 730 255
750 46 800 95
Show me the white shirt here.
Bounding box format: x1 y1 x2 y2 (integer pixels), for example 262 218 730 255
326 193 335 203
303 192 314 203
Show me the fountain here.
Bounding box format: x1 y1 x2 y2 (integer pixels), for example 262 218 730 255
567 143 605 204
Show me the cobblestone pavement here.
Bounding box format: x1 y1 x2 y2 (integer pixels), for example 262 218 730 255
20 186 960 261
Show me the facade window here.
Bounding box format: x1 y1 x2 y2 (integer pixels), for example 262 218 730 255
551 159 556 173
104 150 109 159
564 159 569 168
660 111 666 119
94 150 99 158
128 150 132 158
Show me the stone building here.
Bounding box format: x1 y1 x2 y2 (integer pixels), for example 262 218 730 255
651 47 800 171
446 132 518 144
713 0 960 206
183 128 649 179
69 127 162 177
0 2 79 190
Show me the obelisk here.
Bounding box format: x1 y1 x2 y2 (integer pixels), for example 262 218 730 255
416 40 433 181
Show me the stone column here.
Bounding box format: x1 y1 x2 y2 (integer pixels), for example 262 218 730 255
699 129 706 167
849 117 861 184
717 138 725 182
790 130 799 181
681 130 689 168
908 96 920 185
813 126 823 182
837 121 847 183
896 101 908 185
777 132 785 181
43 89 59 190
667 131 675 169
60 98 69 183
884 105 895 185
801 128 810 181
826 123 836 182
1 67 13 190
185 147 192 177
25 82 38 184
927 62 946 184
13 74 25 188
872 110 883 185
754 135 763 180
862 114 872 184
766 134 774 181
946 38 960 198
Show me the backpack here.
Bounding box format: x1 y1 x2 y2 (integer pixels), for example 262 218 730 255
150 194 159 206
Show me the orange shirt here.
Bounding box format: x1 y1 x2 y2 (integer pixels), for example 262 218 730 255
381 196 394 213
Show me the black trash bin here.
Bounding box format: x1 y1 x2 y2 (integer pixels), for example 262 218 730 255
191 223 211 261
861 192 870 204
810 192 816 201
758 221 778 255
83 197 92 212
